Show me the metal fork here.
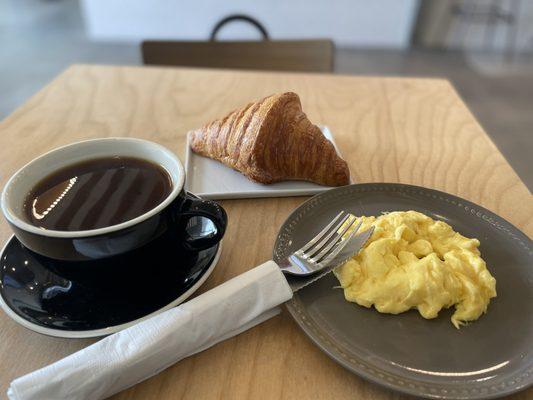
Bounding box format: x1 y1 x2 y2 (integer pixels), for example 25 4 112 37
280 211 368 276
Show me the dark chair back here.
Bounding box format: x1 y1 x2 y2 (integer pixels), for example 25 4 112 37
142 40 333 72
142 14 334 72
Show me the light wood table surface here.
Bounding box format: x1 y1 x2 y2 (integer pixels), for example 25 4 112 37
0 65 531 400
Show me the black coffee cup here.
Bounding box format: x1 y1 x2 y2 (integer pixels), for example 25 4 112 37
1 138 227 261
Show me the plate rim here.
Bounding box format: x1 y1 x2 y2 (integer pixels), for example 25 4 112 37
277 182 532 399
0 235 222 339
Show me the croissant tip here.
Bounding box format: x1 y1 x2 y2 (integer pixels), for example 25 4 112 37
334 160 351 186
188 129 205 154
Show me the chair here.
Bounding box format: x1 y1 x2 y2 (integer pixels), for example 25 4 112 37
141 15 334 73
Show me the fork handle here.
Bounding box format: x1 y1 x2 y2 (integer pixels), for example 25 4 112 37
8 261 293 400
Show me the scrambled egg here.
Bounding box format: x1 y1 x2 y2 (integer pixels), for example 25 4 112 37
334 211 496 328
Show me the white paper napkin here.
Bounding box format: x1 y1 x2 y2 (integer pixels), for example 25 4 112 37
8 261 293 400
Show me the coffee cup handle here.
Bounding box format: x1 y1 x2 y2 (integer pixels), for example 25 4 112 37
178 195 228 251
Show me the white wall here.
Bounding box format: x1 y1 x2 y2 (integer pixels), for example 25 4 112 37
80 0 420 49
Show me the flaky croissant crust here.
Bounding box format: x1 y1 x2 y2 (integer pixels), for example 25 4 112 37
189 92 350 186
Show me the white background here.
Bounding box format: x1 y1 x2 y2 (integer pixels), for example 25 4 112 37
80 0 420 48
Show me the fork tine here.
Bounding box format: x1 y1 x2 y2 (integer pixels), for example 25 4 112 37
298 213 352 258
320 224 372 267
306 215 356 259
284 215 370 276
297 211 347 254
310 218 362 262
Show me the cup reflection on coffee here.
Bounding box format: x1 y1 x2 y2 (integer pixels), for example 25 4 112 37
1 138 227 261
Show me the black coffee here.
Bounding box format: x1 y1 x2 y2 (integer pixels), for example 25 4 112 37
24 156 172 231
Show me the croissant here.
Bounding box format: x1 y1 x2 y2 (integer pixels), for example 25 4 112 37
189 92 350 186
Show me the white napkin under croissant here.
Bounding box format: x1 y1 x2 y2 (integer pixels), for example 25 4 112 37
8 261 293 400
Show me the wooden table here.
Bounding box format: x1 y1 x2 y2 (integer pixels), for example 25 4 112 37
0 65 531 400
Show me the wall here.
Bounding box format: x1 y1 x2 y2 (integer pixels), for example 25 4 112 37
80 0 420 48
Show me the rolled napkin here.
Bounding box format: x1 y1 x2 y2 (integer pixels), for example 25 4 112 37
8 261 293 400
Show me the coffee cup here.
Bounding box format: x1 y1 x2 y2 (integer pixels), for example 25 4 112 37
1 137 227 261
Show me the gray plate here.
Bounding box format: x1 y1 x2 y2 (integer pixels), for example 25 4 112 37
273 183 533 399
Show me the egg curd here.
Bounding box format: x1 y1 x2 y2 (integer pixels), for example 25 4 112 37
334 211 496 328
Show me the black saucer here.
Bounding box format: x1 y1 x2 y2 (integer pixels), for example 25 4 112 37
0 229 220 338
